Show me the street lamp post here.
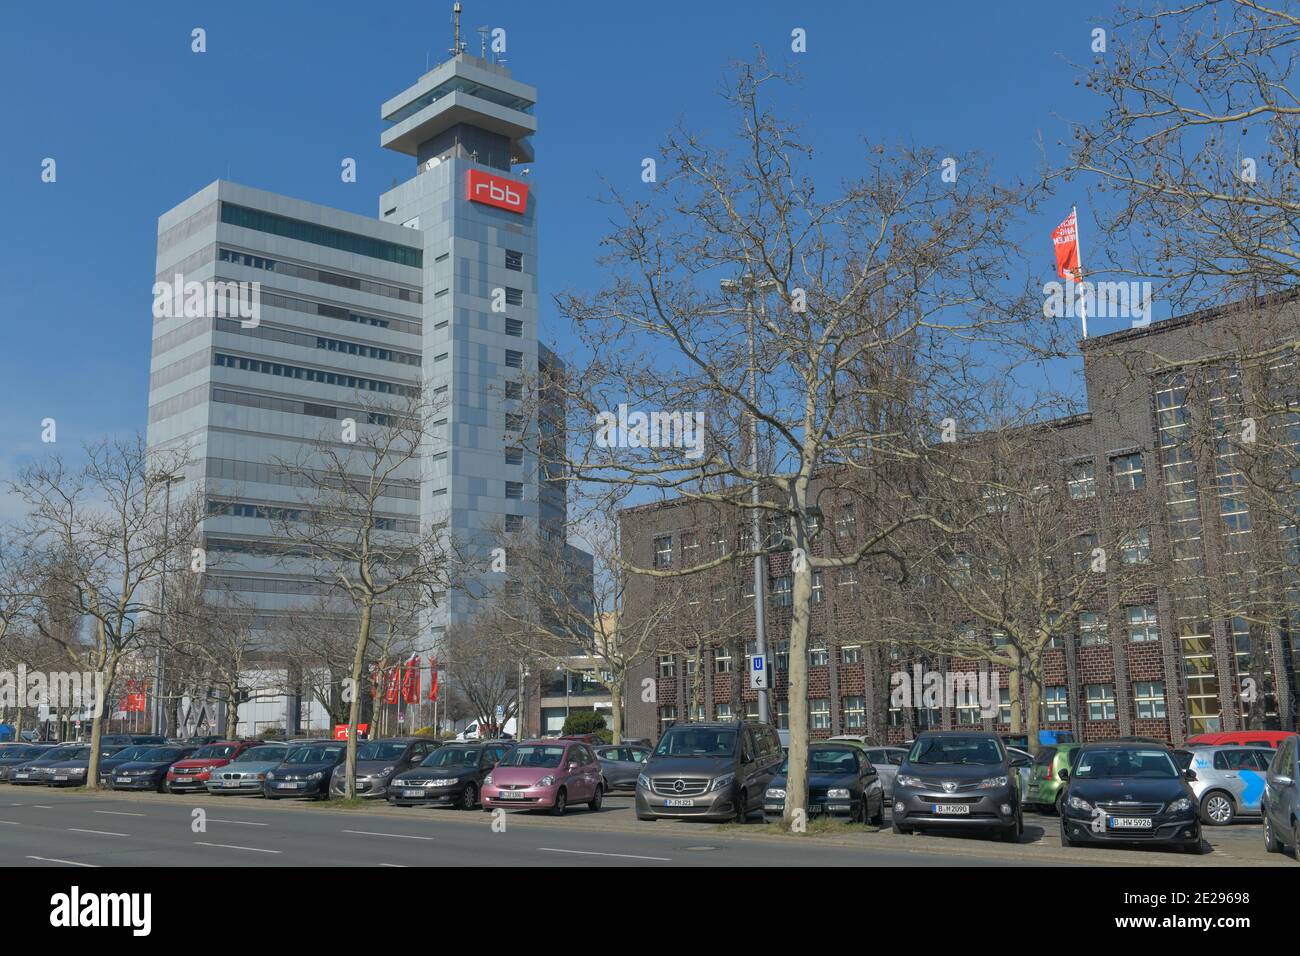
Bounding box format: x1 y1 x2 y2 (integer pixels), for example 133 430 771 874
153 471 185 736
721 274 777 724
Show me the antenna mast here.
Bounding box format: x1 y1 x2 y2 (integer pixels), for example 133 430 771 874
450 2 463 58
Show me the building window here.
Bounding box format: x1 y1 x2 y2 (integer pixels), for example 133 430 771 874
505 249 523 271
504 446 524 466
653 535 673 569
1073 532 1100 573
842 696 865 730
715 702 733 720
1078 611 1109 647
504 287 524 306
1044 686 1069 722
1126 605 1159 642
1085 684 1117 720
1067 460 1096 500
770 575 792 607
504 514 523 532
810 699 831 731
998 687 1011 724
710 528 729 557
505 481 523 500
1112 452 1146 492
659 706 677 729
838 566 859 590
776 699 790 730
1120 528 1152 564
657 655 675 678
840 645 861 665
1134 681 1166 719
774 640 789 671
835 504 856 540
811 570 824 604
681 531 699 566
956 698 981 725
714 648 733 674
808 647 828 667
505 349 523 369
505 318 523 337
504 380 523 401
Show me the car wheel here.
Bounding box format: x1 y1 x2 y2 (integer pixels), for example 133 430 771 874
1200 791 1235 826
1292 821 1300 863
891 816 909 835
1060 821 1076 848
549 787 567 816
733 789 749 824
868 797 884 827
587 784 603 811
265 793 279 801
458 783 478 811
1183 837 1206 855
1000 821 1020 843
1264 814 1282 853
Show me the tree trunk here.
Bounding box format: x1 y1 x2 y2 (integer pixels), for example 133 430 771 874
1025 669 1043 757
344 599 374 799
225 694 239 740
783 490 812 829
86 650 120 789
610 675 623 744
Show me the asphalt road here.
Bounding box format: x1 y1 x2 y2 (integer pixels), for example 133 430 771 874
0 787 1286 867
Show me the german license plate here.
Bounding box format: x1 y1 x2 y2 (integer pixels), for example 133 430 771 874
276 782 301 789
53 775 67 781
933 803 970 815
403 789 424 797
14 773 28 779
116 776 129 783
496 791 526 800
1108 816 1153 830
665 798 695 807
222 779 240 787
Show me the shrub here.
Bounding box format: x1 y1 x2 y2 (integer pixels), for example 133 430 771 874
561 712 607 736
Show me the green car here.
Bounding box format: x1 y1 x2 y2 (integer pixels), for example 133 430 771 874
1024 743 1083 813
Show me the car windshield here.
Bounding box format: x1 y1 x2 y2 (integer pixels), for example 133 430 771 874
1074 748 1177 779
908 737 1002 766
112 746 154 762
498 745 565 769
779 748 860 775
357 742 410 761
9 747 45 759
421 747 480 767
62 747 92 760
41 747 80 761
285 746 343 764
192 745 237 759
139 748 186 762
654 729 737 758
236 746 286 763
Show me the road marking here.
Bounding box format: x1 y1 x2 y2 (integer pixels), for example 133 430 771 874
0 820 20 826
32 805 52 809
208 819 269 827
67 828 128 837
537 847 671 862
94 810 145 817
378 863 407 867
194 841 280 854
342 829 434 841
27 856 98 867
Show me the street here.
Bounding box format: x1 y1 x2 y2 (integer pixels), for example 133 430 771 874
0 788 1285 868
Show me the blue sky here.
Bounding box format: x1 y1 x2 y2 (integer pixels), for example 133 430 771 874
0 0 1119 487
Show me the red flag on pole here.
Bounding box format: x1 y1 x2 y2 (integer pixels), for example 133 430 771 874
385 667 401 705
400 656 420 704
1051 209 1082 282
428 655 440 702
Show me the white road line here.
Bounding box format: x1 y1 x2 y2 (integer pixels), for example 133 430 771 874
94 810 145 817
27 856 99 867
378 863 407 867
32 805 53 809
0 820 20 825
537 847 671 862
194 841 281 854
67 828 128 837
208 819 269 827
342 829 434 841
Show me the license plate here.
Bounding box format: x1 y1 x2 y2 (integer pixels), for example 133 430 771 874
53 775 67 781
932 803 970 815
276 782 302 789
14 773 28 779
1108 816 1153 830
496 791 526 800
223 780 241 788
664 798 695 807
403 789 424 797
116 776 129 783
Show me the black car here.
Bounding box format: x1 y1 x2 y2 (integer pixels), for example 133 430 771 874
100 734 167 747
107 746 197 791
0 744 54 780
389 741 510 809
264 743 347 800
45 745 125 787
1059 743 1202 853
97 744 166 786
763 742 885 824
891 731 1023 842
7 745 83 785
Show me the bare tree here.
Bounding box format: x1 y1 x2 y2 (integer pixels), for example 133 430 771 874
443 615 523 736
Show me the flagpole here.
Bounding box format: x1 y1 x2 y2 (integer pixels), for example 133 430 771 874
1073 204 1087 339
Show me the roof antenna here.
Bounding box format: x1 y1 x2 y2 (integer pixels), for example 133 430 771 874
477 24 489 59
449 2 463 58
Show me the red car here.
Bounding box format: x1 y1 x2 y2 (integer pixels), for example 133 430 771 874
166 741 261 793
1184 730 1292 750
481 739 604 815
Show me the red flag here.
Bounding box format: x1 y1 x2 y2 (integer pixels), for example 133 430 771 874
400 656 420 704
1051 210 1082 282
385 667 401 705
428 655 440 702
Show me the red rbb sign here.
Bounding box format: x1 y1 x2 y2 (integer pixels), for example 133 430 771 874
333 723 369 741
466 169 527 214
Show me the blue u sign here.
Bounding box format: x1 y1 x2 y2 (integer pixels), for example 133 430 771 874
752 656 764 671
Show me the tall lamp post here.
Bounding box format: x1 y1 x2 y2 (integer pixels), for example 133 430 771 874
720 274 777 724
153 471 186 736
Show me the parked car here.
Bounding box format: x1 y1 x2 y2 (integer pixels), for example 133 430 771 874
891 732 1023 842
594 743 652 791
264 743 347 800
860 746 908 800
389 741 510 809
0 744 53 780
44 745 125 787
1006 747 1034 800
763 742 884 824
1183 745 1273 825
7 745 84 785
100 734 167 747
482 739 604 815
108 746 198 791
1024 743 1083 813
97 744 166 786
635 720 784 823
1262 733 1300 857
329 736 441 799
1187 730 1292 750
166 741 262 793
1058 743 1202 853
206 743 289 795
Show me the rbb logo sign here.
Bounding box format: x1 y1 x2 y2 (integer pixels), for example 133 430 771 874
466 169 528 214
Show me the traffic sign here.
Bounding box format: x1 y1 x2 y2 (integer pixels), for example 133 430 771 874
749 655 768 690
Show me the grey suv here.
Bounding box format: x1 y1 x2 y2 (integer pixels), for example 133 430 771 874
635 721 783 822
1262 733 1300 858
891 731 1023 842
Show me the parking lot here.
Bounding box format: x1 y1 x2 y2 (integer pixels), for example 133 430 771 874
0 787 1287 868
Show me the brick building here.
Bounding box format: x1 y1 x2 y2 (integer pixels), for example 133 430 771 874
622 295 1300 747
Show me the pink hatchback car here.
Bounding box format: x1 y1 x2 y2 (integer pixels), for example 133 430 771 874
481 740 604 815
